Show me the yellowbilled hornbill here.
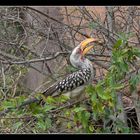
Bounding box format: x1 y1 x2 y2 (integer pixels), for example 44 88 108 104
42 38 98 98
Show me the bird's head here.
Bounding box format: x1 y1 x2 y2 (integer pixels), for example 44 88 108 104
70 38 98 69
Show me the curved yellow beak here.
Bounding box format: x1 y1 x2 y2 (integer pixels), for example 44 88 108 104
80 38 98 56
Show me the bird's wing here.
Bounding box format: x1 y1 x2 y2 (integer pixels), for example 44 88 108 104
42 68 91 97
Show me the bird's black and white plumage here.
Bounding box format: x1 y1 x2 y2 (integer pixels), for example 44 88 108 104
43 68 93 98
42 38 98 99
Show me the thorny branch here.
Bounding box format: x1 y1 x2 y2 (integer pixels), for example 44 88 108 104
1 52 69 65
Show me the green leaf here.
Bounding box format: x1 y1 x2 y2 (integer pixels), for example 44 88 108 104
101 89 112 100
86 84 95 94
73 107 86 113
133 48 140 57
36 118 52 131
112 84 124 90
34 113 44 118
65 110 71 117
97 103 104 113
96 84 112 100
57 95 70 103
36 119 46 131
113 39 122 49
109 101 114 107
45 118 52 129
95 84 104 95
91 93 97 102
15 96 26 106
81 111 90 129
129 74 140 92
67 122 72 129
130 74 140 86
46 96 56 104
30 104 43 115
119 61 129 72
89 125 94 132
43 104 56 112
2 100 16 109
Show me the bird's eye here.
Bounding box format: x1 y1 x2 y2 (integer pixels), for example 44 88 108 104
76 48 82 54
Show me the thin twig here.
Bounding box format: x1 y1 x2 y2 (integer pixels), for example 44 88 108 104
1 52 69 65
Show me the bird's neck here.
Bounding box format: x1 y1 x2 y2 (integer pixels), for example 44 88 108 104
70 55 94 80
80 59 92 70
69 46 95 83
81 59 94 80
70 53 91 68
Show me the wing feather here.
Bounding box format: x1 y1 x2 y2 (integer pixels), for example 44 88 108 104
42 68 91 97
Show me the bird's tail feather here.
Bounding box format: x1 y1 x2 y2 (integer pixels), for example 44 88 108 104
42 83 58 97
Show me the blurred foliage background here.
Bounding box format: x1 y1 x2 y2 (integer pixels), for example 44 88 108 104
0 6 140 133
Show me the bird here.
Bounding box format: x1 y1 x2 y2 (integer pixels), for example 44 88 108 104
0 38 99 116
42 38 98 100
